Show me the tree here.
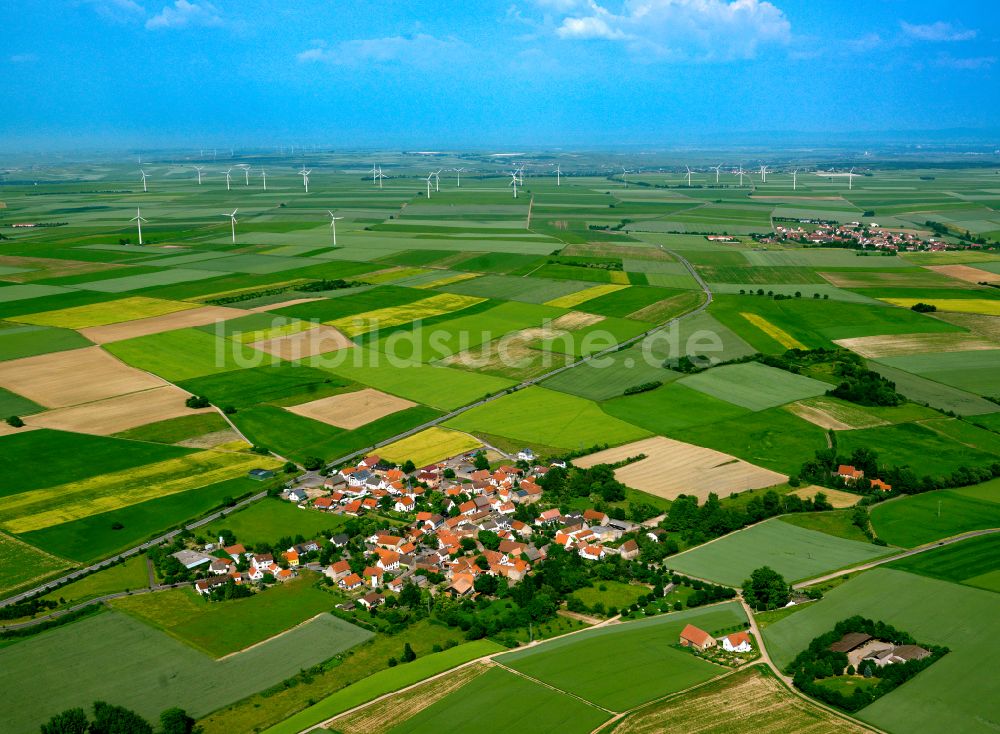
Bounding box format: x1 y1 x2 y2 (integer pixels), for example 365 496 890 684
477 530 501 551
41 708 89 734
6 415 24 428
159 708 197 734
401 459 416 474
473 450 490 471
302 456 324 471
399 582 421 608
742 566 790 611
401 642 417 662
89 701 153 734
217 528 236 547
474 574 499 596
185 395 210 409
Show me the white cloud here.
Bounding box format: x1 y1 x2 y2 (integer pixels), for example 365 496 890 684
10 53 39 63
146 0 223 30
933 54 995 70
551 0 791 60
901 21 976 43
77 0 145 23
297 33 466 67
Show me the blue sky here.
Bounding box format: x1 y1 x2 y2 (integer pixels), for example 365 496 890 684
3 1 998 149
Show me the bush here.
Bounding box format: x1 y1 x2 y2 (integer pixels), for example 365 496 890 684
185 395 210 409
5 415 24 428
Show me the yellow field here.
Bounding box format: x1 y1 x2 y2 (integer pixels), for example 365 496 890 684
378 427 481 467
0 451 279 533
13 296 198 329
879 298 1000 316
232 319 318 344
740 312 807 350
78 305 248 344
329 293 486 337
789 485 860 508
416 272 480 289
360 267 432 285
544 284 628 308
610 271 630 284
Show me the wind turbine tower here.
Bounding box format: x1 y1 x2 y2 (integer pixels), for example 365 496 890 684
433 169 442 192
239 164 250 186
375 165 386 189
260 169 267 191
193 166 204 185
509 171 519 199
139 169 148 193
224 209 238 243
792 169 798 191
712 164 722 184
759 165 768 183
424 173 434 199
556 164 561 187
621 167 631 188
454 168 465 187
130 208 147 245
327 211 344 246
299 167 311 193
685 166 693 187
848 167 857 190
225 168 232 191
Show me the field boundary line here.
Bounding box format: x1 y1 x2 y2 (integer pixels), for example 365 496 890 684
491 659 616 715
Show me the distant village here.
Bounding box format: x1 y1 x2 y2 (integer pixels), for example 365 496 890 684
763 220 961 253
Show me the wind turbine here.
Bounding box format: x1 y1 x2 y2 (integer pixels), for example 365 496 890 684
225 168 232 191
685 166 693 187
371 163 379 185
509 170 519 199
454 167 466 187
238 164 250 186
375 165 386 189
792 169 798 191
299 167 311 193
735 167 747 187
327 211 344 246
139 169 148 193
424 172 434 199
556 164 561 187
224 209 238 243
260 168 267 191
712 164 723 184
130 208 147 245
193 166 204 185
759 164 768 183
433 169 442 192
847 167 857 190
621 166 631 188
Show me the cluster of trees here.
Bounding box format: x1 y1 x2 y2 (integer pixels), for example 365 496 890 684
623 380 662 396
663 490 832 546
547 258 623 271
827 360 904 407
910 302 937 313
42 702 197 734
0 596 57 620
787 616 948 712
737 288 823 300
741 566 791 611
538 464 627 503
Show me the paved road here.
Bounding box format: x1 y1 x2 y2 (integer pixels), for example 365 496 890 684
2 249 710 609
794 526 1000 589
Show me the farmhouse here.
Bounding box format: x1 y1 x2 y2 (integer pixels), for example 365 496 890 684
679 624 716 651
836 465 865 483
172 549 213 569
721 632 753 653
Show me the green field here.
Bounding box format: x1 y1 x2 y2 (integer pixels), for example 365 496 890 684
0 324 92 361
113 412 232 443
105 328 280 382
35 554 148 607
835 421 1000 476
444 386 651 450
178 362 353 408
667 518 892 585
0 609 372 734
875 349 1000 396
763 568 1000 734
112 574 343 657
499 603 744 711
887 533 1000 591
262 640 505 734
869 481 1000 547
202 497 349 545
393 666 610 734
602 380 750 433
568 580 650 612
0 531 71 596
678 362 830 411
870 363 1000 416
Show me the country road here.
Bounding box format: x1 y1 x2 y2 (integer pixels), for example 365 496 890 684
1 249 711 610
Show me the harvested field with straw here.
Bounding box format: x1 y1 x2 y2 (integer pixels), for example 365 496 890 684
609 666 870 734
24 385 211 435
0 346 166 407
286 388 416 430
544 284 628 309
834 332 998 358
925 264 1000 284
789 485 860 508
78 305 248 344
575 436 786 500
250 325 354 359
